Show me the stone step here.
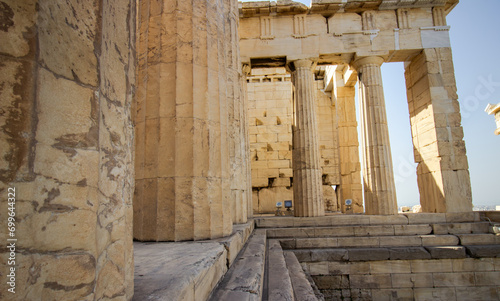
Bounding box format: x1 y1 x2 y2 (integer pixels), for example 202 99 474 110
283 251 320 301
133 221 254 301
466 245 500 258
281 234 461 249
293 245 489 262
255 212 480 228
266 240 294 300
267 224 433 239
209 229 267 301
457 234 500 245
431 222 491 235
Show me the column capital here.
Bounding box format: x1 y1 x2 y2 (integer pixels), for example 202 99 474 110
288 58 317 72
351 56 385 70
293 59 313 69
242 63 251 76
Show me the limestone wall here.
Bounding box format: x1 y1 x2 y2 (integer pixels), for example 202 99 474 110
248 68 342 213
314 80 341 212
0 0 136 299
248 68 294 213
304 258 500 300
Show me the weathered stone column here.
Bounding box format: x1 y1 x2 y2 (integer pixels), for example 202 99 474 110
291 59 325 217
225 0 248 224
333 67 364 213
405 48 472 212
134 0 233 241
242 64 254 218
0 0 135 299
352 56 398 215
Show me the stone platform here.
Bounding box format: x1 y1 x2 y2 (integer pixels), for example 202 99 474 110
134 213 500 300
133 222 254 301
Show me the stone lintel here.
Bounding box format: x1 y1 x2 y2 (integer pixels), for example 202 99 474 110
240 0 459 18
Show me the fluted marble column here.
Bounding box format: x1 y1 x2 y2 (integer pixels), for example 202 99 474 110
225 0 248 224
352 56 397 215
242 64 254 218
291 59 325 217
134 0 233 241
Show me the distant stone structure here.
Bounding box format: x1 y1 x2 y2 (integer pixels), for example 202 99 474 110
485 103 500 135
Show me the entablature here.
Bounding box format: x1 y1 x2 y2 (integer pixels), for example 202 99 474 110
240 0 459 18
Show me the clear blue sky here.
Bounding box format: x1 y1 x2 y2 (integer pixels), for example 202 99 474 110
241 0 500 207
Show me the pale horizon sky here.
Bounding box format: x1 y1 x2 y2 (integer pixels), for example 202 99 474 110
240 0 500 207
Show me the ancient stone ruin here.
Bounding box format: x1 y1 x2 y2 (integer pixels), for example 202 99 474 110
1 0 499 300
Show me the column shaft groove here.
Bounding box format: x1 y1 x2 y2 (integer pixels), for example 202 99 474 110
353 57 398 215
291 59 325 217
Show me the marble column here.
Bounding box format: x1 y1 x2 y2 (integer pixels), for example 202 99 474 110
0 0 135 298
242 64 254 218
134 0 233 241
225 0 248 224
352 56 398 215
291 59 325 217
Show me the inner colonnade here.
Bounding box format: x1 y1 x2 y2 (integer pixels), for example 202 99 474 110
133 0 474 242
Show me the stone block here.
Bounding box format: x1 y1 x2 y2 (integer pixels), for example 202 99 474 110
267 228 311 239
310 249 349 262
371 289 414 301
458 234 500 245
348 248 390 261
329 214 371 225
370 260 411 274
296 238 338 249
328 261 350 275
292 250 312 262
431 224 449 235
425 246 466 259
314 226 355 237
420 235 459 246
474 271 500 286
455 287 499 301
350 274 392 289
380 236 422 247
354 225 394 236
404 213 446 224
466 245 500 258
349 288 373 300
471 222 490 233
338 237 379 248
369 215 408 225
452 258 495 272
432 272 475 287
254 217 294 228
279 239 297 250
391 273 433 288
394 224 432 236
389 247 431 260
309 262 329 275
445 212 476 223
279 168 293 177
312 275 350 290
411 259 453 273
414 288 456 300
